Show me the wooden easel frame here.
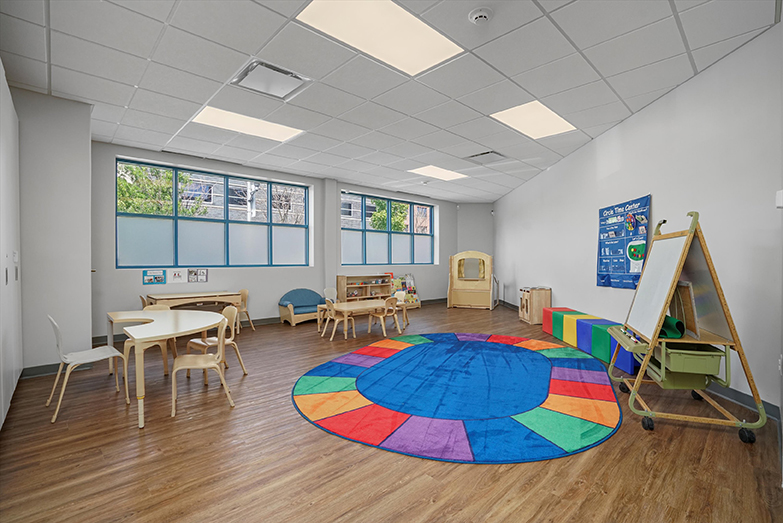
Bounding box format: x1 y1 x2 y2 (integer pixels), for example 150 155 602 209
608 212 767 433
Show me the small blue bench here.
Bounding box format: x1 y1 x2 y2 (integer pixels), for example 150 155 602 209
279 288 326 327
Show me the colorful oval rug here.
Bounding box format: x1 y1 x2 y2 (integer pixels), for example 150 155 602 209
292 333 622 464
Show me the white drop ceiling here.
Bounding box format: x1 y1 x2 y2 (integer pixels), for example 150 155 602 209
0 0 777 203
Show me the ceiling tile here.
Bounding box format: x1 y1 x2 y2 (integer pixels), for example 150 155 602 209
0 51 47 90
496 140 556 162
257 22 355 80
584 17 687 78
358 150 404 166
209 85 283 119
0 0 44 25
138 62 222 104
415 100 482 128
373 80 450 114
153 27 249 82
339 158 378 172
289 82 364 117
417 53 504 99
397 0 441 14
91 102 128 123
421 0 544 50
109 0 177 21
114 125 173 147
536 130 591 156
380 117 439 140
286 132 343 152
0 13 45 60
386 157 428 171
457 79 535 115
538 0 575 13
170 0 286 55
582 120 621 138
474 17 574 77
564 101 632 128
50 0 164 57
265 142 316 160
624 86 675 112
540 80 618 115
51 66 136 106
312 119 370 141
607 53 693 99
322 55 407 100
165 136 222 155
247 153 298 168
212 145 262 163
680 0 774 49
129 88 203 120
692 28 766 71
490 159 539 175
305 151 349 167
512 53 599 98
413 130 465 150
91 119 118 138
449 117 513 141
673 0 710 12
224 133 280 153
114 138 162 152
255 0 310 17
351 131 404 150
120 109 185 133
475 129 530 150
441 140 490 158
550 0 672 49
326 141 375 159
265 103 331 130
339 102 407 129
177 122 238 144
51 32 149 86
412 151 475 171
523 149 563 169
382 141 431 158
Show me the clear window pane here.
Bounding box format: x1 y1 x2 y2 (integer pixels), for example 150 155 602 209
391 201 410 232
117 216 174 266
340 193 362 229
414 235 432 264
365 198 388 230
229 223 268 265
178 171 224 219
391 234 411 264
116 162 174 216
366 232 389 264
271 184 306 225
413 205 431 234
228 178 267 222
272 226 306 264
178 220 225 265
342 230 363 264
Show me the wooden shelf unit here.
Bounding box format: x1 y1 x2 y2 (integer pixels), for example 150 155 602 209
337 274 393 302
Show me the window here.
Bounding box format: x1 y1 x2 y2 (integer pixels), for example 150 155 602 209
116 159 308 267
340 192 433 265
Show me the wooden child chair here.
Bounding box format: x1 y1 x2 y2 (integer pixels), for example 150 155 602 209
185 306 248 384
368 297 401 337
322 298 355 342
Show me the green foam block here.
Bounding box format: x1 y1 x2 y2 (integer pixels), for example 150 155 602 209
591 323 620 363
551 311 584 341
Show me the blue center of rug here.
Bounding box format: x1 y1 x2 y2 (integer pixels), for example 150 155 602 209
355 340 552 420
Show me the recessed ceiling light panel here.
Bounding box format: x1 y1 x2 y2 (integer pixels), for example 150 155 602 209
193 106 303 142
232 60 310 101
409 165 467 181
491 101 576 139
296 0 463 76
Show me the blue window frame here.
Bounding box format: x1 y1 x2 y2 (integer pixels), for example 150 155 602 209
115 159 309 268
340 192 433 266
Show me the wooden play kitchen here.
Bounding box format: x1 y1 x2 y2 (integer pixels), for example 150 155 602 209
519 287 551 324
608 212 766 442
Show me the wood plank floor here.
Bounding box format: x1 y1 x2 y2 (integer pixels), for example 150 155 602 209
1 304 780 523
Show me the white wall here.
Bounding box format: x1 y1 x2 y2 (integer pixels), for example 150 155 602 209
12 89 93 368
91 142 459 334
494 25 783 406
457 203 494 255
0 59 23 425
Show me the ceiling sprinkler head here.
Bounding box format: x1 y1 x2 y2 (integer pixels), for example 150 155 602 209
469 7 493 25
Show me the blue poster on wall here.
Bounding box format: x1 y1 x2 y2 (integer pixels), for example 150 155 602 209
597 194 651 289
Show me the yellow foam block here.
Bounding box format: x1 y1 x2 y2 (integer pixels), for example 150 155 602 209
563 315 599 347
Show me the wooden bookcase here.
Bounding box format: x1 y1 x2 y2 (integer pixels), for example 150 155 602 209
337 274 393 302
519 287 551 325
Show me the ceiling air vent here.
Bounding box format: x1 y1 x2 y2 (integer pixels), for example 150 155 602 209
231 60 310 101
465 150 507 165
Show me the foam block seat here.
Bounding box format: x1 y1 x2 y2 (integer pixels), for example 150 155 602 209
576 318 617 355
590 323 638 374
279 288 326 327
542 307 575 335
562 314 599 346
551 310 584 341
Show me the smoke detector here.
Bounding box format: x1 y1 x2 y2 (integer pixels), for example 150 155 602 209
468 7 493 25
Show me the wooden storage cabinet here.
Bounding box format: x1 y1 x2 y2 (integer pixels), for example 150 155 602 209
519 287 551 325
337 274 393 302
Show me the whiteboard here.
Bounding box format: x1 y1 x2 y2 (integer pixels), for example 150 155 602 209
625 234 688 341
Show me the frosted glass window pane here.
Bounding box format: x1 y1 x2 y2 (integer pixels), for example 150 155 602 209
178 220 225 266
391 234 411 264
272 226 306 265
178 171 224 219
366 232 389 264
228 178 267 222
342 230 363 264
117 216 174 266
229 223 268 265
414 236 432 264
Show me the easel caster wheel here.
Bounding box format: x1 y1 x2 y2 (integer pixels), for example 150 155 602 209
619 383 630 394
641 417 654 431
738 428 756 444
691 390 703 401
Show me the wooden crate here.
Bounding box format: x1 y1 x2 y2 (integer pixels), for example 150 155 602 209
519 287 551 325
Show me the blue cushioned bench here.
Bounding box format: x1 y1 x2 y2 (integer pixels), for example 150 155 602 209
279 288 326 327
